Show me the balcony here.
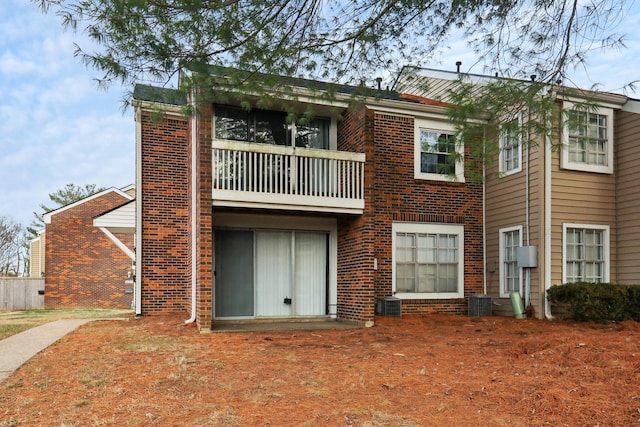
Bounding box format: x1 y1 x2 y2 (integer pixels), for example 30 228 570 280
212 140 365 214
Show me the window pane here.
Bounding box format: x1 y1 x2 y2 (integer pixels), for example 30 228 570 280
438 264 458 292
397 264 415 292
397 233 415 262
585 262 603 282
215 106 250 141
417 264 435 292
296 119 330 149
421 153 438 173
254 110 288 145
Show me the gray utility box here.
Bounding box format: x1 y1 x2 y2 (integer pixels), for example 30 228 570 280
468 294 492 317
517 246 538 268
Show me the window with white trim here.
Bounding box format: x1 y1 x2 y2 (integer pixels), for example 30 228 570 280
392 222 464 299
499 114 522 175
415 119 464 182
563 224 610 283
562 102 614 174
499 226 522 297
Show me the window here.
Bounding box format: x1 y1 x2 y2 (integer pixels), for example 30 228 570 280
414 119 464 182
499 226 522 297
561 102 614 174
392 222 464 299
563 224 610 283
214 105 331 149
499 114 522 175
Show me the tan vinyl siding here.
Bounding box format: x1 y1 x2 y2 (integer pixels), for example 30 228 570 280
615 110 640 284
550 139 617 285
485 130 544 317
29 232 45 278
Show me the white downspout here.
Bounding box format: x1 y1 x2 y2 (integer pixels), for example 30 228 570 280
135 106 143 316
185 89 197 324
524 110 531 309
482 125 487 295
544 101 553 319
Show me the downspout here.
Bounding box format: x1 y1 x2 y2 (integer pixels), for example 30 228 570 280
135 106 143 316
543 94 554 319
185 88 197 324
524 110 531 309
483 125 487 295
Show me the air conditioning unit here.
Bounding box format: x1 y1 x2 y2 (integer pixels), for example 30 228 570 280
376 296 402 317
468 294 492 317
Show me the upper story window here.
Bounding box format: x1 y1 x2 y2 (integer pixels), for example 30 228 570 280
392 222 465 299
562 102 614 174
563 223 610 283
499 114 522 176
414 119 464 182
213 105 332 149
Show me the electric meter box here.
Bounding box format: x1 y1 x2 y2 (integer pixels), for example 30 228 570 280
517 246 538 268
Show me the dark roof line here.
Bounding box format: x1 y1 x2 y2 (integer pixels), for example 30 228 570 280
133 68 427 106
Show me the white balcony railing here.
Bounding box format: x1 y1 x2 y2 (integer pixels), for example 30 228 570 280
212 140 365 214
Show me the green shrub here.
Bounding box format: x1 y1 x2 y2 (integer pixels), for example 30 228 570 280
547 282 640 322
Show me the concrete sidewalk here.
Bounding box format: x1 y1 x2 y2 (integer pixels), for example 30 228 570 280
0 319 94 382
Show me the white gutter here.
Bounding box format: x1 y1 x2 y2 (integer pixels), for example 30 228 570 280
185 90 197 324
135 106 143 316
98 227 135 260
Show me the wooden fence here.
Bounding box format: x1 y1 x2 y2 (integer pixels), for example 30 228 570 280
0 278 45 310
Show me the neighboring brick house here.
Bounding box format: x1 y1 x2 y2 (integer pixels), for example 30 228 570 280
42 186 135 309
133 75 485 331
398 67 640 319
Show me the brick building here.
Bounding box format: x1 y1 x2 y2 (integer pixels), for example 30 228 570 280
42 186 135 309
133 75 485 331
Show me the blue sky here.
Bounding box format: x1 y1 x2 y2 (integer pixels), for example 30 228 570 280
1 0 639 229
1 0 134 229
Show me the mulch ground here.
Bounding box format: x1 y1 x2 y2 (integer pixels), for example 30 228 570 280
1 313 639 426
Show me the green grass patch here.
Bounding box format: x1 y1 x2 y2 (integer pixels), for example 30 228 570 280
0 309 133 340
0 323 32 340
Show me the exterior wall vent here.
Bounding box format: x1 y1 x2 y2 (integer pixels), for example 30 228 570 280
468 294 492 317
376 296 402 317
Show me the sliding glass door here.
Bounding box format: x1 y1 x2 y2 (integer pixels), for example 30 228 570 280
215 229 328 318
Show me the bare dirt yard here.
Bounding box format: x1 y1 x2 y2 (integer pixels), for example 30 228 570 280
1 313 639 426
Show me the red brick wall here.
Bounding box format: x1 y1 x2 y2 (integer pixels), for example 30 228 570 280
44 192 133 309
195 104 213 330
139 111 191 314
336 106 377 323
370 112 484 315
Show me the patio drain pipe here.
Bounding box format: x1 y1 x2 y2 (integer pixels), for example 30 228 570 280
185 88 197 324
